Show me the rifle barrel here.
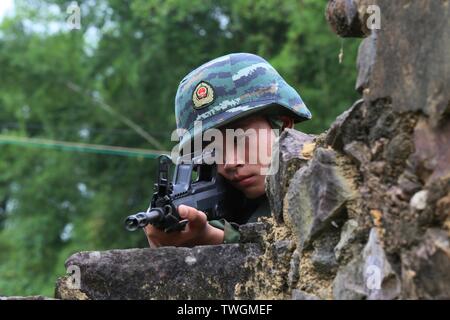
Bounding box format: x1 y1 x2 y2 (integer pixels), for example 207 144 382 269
124 209 163 231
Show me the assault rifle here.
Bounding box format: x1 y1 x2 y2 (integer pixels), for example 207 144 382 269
124 152 227 232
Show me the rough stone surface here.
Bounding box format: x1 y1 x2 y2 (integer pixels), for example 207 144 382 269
334 219 359 261
361 228 401 300
291 289 319 300
333 228 401 300
311 232 340 275
325 0 367 38
344 141 371 168
325 99 364 150
0 296 55 300
284 148 354 251
239 222 268 245
332 255 366 300
409 190 428 211
364 0 450 125
234 219 295 300
355 32 377 93
401 229 450 299
55 244 261 300
410 119 450 183
266 128 316 223
287 249 300 289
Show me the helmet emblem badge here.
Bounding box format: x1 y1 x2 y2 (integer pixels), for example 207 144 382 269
192 81 214 109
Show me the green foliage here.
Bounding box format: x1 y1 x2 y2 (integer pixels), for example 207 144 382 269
0 0 360 295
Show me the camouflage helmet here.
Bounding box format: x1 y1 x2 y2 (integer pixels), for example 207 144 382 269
175 53 311 149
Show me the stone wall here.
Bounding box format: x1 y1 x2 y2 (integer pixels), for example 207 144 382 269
53 0 449 300
237 0 450 300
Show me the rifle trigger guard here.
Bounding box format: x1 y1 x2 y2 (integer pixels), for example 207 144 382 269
164 219 188 233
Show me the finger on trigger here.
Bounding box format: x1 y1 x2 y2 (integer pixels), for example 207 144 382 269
178 205 189 219
187 207 207 228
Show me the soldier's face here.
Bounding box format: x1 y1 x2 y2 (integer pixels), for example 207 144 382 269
216 116 277 199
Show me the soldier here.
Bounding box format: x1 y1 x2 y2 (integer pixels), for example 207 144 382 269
144 52 311 247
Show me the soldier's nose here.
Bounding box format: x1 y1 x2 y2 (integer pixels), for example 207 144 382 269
223 161 243 172
223 146 245 168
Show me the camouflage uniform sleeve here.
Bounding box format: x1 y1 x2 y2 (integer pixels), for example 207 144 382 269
208 219 240 244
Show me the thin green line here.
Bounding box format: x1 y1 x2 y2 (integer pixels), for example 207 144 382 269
0 136 170 159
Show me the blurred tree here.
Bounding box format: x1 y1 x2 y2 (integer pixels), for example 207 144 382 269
0 0 360 296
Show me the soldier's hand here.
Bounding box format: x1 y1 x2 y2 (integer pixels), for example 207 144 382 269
143 205 224 247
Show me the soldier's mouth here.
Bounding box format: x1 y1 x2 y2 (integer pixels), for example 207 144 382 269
234 175 256 187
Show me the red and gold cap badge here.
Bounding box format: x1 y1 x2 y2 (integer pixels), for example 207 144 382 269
192 81 215 109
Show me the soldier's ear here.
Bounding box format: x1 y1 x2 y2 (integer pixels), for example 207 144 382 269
279 116 294 131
